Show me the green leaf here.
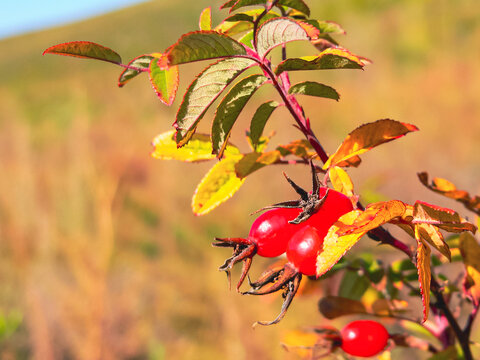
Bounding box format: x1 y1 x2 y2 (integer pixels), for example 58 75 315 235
280 0 310 16
275 47 366 75
221 0 309 16
239 31 255 48
256 18 313 58
211 74 268 157
289 81 339 101
339 270 370 300
249 101 279 149
192 155 245 215
304 20 345 34
174 57 255 146
426 347 460 360
43 41 122 64
149 56 179 106
318 296 367 319
199 7 212 31
167 31 247 65
235 150 281 178
118 55 153 87
231 0 266 12
151 130 240 162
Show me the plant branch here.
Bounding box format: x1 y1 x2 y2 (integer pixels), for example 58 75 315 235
253 0 280 50
464 302 480 339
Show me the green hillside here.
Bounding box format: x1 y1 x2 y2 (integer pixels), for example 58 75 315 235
0 0 479 359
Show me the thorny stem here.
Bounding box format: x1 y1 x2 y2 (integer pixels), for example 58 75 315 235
261 46 475 359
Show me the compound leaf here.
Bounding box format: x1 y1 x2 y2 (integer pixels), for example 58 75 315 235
212 74 268 157
199 7 212 30
275 47 366 75
192 155 245 215
323 119 419 169
118 55 153 87
167 31 247 65
249 100 279 150
151 130 239 162
256 18 317 58
174 57 255 146
43 41 122 64
149 55 179 106
415 230 432 322
289 81 339 101
317 210 367 277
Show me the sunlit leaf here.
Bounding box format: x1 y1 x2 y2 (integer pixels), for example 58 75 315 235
418 172 480 215
239 31 255 48
256 18 316 58
413 201 477 234
337 200 406 236
192 155 245 215
275 47 366 75
415 223 451 261
276 139 315 158
118 55 153 87
212 74 268 157
199 7 212 30
415 229 431 322
43 41 122 64
323 119 419 169
174 57 255 146
215 19 253 35
249 101 279 150
289 81 339 101
304 20 345 34
459 232 480 305
329 166 354 197
151 130 239 162
167 31 247 65
281 330 319 359
235 150 281 178
149 55 179 106
279 0 310 16
318 295 367 319
317 210 367 277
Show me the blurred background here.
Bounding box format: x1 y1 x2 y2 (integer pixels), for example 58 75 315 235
0 0 479 358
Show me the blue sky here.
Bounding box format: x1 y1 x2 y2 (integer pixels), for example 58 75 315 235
1 0 148 39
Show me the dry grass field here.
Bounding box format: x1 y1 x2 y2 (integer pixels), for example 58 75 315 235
0 0 479 358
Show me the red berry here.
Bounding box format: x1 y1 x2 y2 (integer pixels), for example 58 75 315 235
249 208 301 257
307 187 354 231
340 320 389 357
286 225 324 276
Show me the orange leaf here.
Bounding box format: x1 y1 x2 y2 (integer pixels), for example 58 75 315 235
317 210 367 277
459 232 480 305
323 119 418 169
415 227 431 322
413 201 477 234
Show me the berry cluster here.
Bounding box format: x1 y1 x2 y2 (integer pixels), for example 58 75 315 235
214 163 354 325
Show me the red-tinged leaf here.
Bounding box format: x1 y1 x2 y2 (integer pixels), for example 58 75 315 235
249 101 279 150
416 223 451 261
211 74 268 157
149 55 179 106
318 296 367 319
279 0 310 16
418 172 480 215
304 20 346 35
276 139 315 158
199 7 212 31
43 41 122 64
174 57 255 146
151 130 240 162
220 0 238 8
167 31 247 66
329 166 354 198
459 232 480 305
118 55 153 87
413 201 477 234
323 119 419 170
192 155 245 215
221 0 310 16
337 200 407 236
275 47 366 75
317 210 367 277
415 229 431 322
256 18 315 58
235 150 281 178
288 81 339 101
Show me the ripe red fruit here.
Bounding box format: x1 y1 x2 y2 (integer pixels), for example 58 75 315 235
286 225 324 276
250 207 301 257
340 320 389 357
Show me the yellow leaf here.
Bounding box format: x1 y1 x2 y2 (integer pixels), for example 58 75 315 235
415 226 431 323
416 223 451 261
281 330 319 359
192 155 245 215
151 130 239 162
459 232 480 305
199 7 212 31
317 210 367 277
323 119 418 169
413 201 477 234
329 166 354 197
